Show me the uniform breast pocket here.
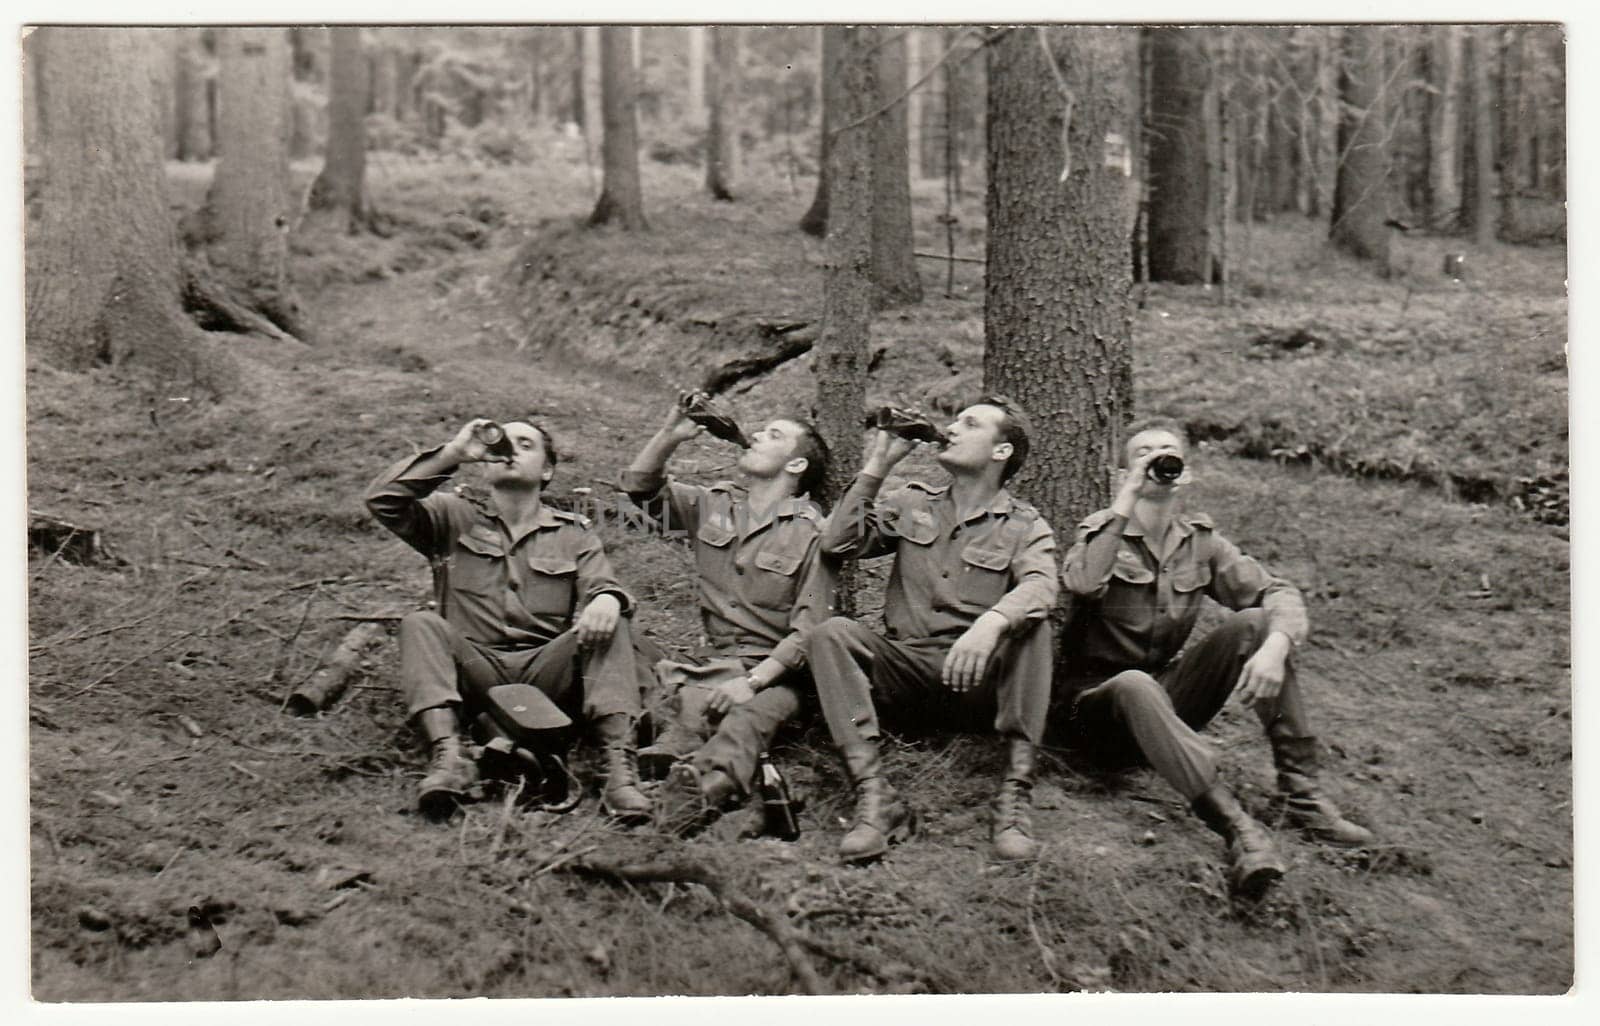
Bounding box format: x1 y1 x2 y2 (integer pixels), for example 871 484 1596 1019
958 546 1011 608
1102 556 1156 624
451 531 506 596
1169 562 1213 596
748 546 805 610
524 554 578 616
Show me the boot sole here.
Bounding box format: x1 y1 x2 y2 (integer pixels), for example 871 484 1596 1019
418 788 467 821
636 749 682 781
1232 862 1285 899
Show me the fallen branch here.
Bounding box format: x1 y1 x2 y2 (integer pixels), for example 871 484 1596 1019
285 622 387 716
564 856 827 995
700 321 818 396
914 250 985 265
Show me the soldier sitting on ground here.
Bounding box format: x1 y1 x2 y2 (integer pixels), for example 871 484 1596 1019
366 417 653 821
622 393 836 835
809 396 1058 863
1055 416 1375 897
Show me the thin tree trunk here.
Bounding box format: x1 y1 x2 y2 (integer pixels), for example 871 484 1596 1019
1463 26 1497 246
204 27 304 334
871 27 922 308
175 31 212 161
1330 25 1390 268
906 26 924 180
582 27 603 151
705 26 738 201
1427 25 1461 229
799 26 837 237
1145 27 1212 283
308 26 372 230
1497 26 1521 240
589 26 647 229
26 28 235 392
813 25 876 609
687 25 706 115
984 25 1133 529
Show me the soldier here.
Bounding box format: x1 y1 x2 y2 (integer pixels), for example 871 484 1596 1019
622 394 835 834
366 417 652 821
1057 416 1375 896
810 396 1058 862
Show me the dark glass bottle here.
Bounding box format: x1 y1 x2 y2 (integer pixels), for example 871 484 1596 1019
758 753 800 841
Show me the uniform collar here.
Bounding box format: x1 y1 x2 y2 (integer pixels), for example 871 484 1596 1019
741 491 813 535
942 485 1015 524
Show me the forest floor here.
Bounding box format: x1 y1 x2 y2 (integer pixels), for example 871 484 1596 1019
24 147 1572 1001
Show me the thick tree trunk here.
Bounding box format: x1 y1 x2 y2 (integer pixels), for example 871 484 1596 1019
799 26 838 237
984 25 1134 529
309 26 372 230
814 26 876 607
204 27 303 335
1426 25 1461 229
1146 27 1212 283
26 28 235 392
704 26 739 201
870 27 922 308
1330 25 1390 268
589 26 647 229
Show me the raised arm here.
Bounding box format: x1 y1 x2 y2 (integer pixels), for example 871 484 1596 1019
818 429 917 559
365 419 506 556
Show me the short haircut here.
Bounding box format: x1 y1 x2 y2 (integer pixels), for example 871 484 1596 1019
507 416 561 476
974 394 1032 485
787 418 831 503
1120 415 1189 467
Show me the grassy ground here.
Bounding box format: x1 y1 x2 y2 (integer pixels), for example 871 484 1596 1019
26 149 1570 999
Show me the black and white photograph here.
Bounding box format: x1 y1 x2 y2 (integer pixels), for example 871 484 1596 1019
12 3 1581 1013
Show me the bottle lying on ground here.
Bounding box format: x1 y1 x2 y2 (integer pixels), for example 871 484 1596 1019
681 392 750 448
472 421 516 460
758 752 801 841
864 405 949 447
1147 453 1184 484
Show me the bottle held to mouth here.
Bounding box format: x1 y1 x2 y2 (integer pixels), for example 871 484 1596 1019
1147 453 1184 484
473 421 516 460
682 392 750 448
865 406 948 447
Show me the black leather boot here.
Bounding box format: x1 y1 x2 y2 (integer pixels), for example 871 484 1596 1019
1269 731 1376 847
637 684 713 780
1191 783 1286 898
594 713 651 821
837 741 915 863
992 737 1039 861
417 736 478 818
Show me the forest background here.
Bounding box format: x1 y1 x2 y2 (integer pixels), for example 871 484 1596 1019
6 2 1592 1019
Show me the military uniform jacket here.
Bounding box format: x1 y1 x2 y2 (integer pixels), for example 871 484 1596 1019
622 469 836 671
820 472 1059 641
367 447 634 649
1061 507 1309 676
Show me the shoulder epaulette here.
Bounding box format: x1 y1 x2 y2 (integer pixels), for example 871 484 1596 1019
1078 508 1121 531
903 480 949 496
550 507 593 529
1181 512 1215 530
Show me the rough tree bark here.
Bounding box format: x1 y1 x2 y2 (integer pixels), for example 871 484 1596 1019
813 25 876 607
799 26 840 237
589 26 647 229
203 27 304 336
26 28 236 393
705 25 739 202
870 27 922 308
1426 25 1461 229
1145 27 1213 284
984 25 1134 530
308 26 373 231
1329 25 1390 268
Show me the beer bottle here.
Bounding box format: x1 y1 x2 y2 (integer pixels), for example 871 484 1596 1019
472 421 516 460
758 753 801 841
